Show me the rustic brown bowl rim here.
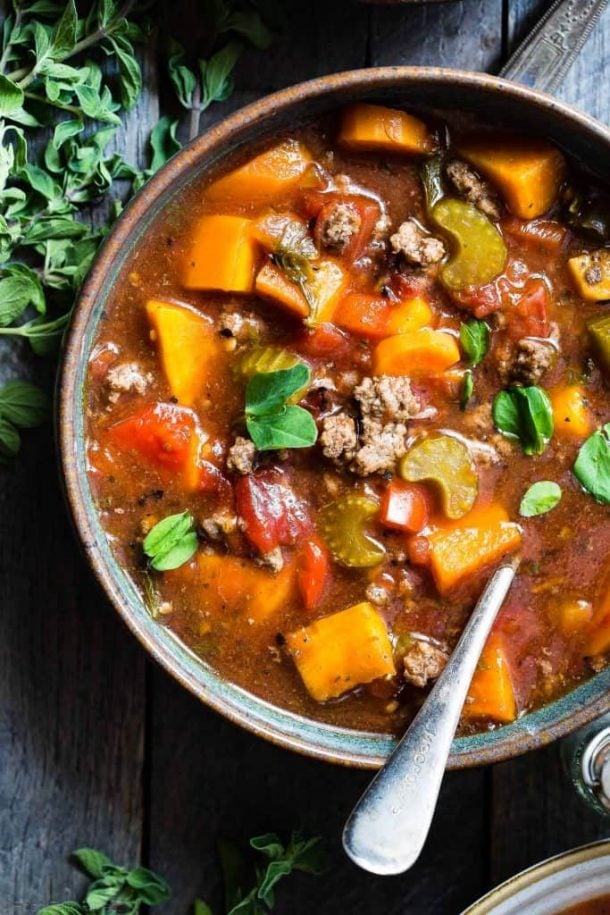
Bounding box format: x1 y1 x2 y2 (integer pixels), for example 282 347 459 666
59 66 610 770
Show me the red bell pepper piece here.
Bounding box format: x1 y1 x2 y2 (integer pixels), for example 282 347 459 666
380 480 430 533
505 279 550 341
297 537 330 610
235 469 311 553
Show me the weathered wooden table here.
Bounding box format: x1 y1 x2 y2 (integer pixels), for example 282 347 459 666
2 1 610 912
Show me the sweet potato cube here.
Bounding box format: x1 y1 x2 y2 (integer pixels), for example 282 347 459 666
558 600 593 637
568 250 610 302
426 504 522 594
457 134 567 218
339 103 433 155
182 215 258 293
462 632 517 723
194 553 296 623
585 579 610 657
146 299 219 406
205 140 312 205
550 385 592 439
373 328 460 376
286 601 395 701
255 261 310 317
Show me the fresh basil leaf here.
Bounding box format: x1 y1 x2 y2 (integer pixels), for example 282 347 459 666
574 423 610 504
125 867 171 904
51 0 77 58
0 380 49 427
253 832 326 907
84 880 123 910
519 480 562 517
0 74 24 115
460 369 474 410
247 405 317 451
71 848 113 880
108 34 142 109
167 40 197 108
493 386 554 455
143 511 198 571
245 364 310 416
0 274 41 325
460 318 489 366
218 838 249 913
147 116 181 175
202 41 242 108
0 416 22 457
225 10 273 49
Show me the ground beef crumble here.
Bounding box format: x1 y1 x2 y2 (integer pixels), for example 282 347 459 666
390 218 446 266
226 436 257 475
318 202 361 253
446 159 502 219
106 362 152 403
319 375 421 476
402 640 449 688
496 328 559 386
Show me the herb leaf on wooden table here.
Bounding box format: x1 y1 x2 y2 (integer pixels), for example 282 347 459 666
0 0 275 460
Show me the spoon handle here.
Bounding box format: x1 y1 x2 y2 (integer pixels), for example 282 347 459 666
342 560 518 876
499 0 609 94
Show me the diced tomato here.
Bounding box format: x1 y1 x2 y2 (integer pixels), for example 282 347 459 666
407 535 430 566
304 191 381 262
106 402 216 492
198 459 232 499
380 480 430 533
451 281 502 318
506 279 550 340
297 537 330 610
502 217 567 253
387 272 433 302
295 322 351 358
235 469 312 553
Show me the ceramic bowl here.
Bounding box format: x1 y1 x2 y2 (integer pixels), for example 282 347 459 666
463 840 610 914
59 67 610 769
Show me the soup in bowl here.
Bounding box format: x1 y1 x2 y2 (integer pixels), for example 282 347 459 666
60 69 610 767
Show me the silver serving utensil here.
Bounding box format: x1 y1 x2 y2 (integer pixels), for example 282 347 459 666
343 558 519 876
499 0 609 93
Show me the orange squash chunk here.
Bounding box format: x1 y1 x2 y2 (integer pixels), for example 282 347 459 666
194 553 296 623
286 601 395 701
463 632 517 723
333 293 433 339
550 384 592 439
339 103 434 155
182 215 258 293
205 140 312 205
425 504 522 595
255 262 310 317
457 134 567 219
146 299 219 406
585 575 610 657
373 328 460 376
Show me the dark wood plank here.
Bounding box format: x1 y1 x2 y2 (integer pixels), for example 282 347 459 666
507 0 610 123
369 0 504 70
148 672 488 915
0 25 161 913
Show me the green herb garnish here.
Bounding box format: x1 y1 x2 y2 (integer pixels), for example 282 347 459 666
420 154 445 210
37 847 170 915
519 480 562 517
0 379 49 461
460 318 490 366
38 831 326 914
143 511 198 572
492 386 554 456
573 423 610 504
460 369 474 410
245 364 317 451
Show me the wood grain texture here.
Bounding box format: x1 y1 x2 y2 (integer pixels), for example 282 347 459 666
369 0 504 70
507 0 610 124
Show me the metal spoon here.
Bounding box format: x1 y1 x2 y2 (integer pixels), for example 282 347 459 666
343 557 519 876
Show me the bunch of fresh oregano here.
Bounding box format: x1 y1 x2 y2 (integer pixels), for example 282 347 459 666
0 0 275 458
38 832 326 915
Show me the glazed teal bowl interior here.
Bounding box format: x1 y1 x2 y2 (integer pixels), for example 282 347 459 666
60 67 610 769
